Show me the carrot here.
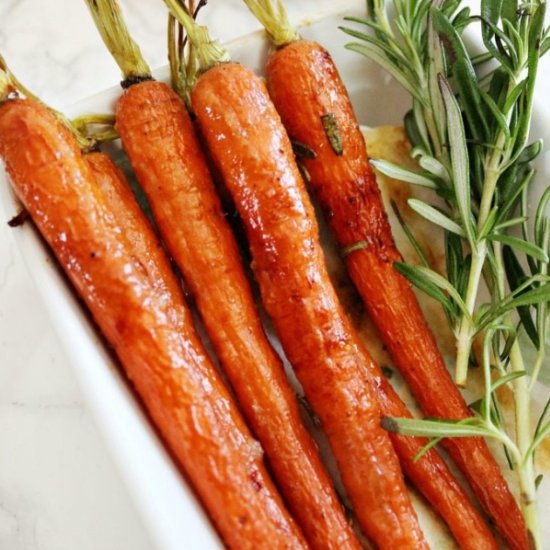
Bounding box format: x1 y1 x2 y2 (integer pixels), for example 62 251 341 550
188 57 427 548
361 362 498 550
84 150 166 267
258 27 526 550
84 2 359 547
190 57 496 550
114 79 360 550
0 97 307 550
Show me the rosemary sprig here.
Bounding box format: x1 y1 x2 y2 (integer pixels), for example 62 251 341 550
343 1 549 546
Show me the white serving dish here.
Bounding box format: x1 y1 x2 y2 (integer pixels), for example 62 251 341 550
1 1 549 548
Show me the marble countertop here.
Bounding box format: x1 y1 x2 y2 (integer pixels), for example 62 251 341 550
1 1 549 549
0 1 334 549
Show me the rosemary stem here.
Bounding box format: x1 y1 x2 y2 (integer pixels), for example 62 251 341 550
509 341 541 548
477 63 521 228
455 242 487 386
493 239 541 547
163 0 230 71
529 346 546 392
455 72 517 386
423 104 444 161
477 144 506 232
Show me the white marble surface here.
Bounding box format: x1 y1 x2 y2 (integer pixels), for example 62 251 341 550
1 1 550 549
0 1 337 549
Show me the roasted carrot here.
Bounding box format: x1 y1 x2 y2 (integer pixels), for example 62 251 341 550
257 21 526 550
359 361 497 550
188 58 427 548
115 80 359 550
84 150 166 267
84 2 358 547
0 97 306 550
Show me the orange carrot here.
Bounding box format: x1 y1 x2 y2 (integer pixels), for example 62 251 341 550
84 0 360 545
190 57 497 550
0 97 307 550
115 79 360 550
359 355 498 550
263 36 527 550
190 60 427 550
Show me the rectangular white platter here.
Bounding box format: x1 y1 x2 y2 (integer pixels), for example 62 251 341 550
1 1 550 548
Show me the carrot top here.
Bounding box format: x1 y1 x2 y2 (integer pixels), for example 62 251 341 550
0 55 42 105
84 0 151 85
0 56 16 100
166 1 209 104
242 0 299 47
0 54 114 152
163 0 229 77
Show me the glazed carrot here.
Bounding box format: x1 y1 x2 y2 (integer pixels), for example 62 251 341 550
0 97 306 550
83 2 360 547
84 151 167 267
189 59 427 549
361 364 497 550
190 58 496 550
114 80 360 550
256 19 526 550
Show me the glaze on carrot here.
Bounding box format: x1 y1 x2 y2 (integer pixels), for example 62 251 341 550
0 98 306 550
83 0 361 543
264 38 527 550
191 61 428 550
114 78 360 550
188 54 497 549
360 356 497 550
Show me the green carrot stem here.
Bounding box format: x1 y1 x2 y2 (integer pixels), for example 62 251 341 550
168 14 183 97
72 114 119 144
83 0 151 82
455 243 487 386
0 55 15 100
167 8 198 104
163 0 229 72
242 0 300 47
0 54 101 151
73 113 116 128
0 54 41 104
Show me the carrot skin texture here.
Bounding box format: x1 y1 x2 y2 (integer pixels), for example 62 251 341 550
265 39 527 550
85 151 166 270
114 80 358 550
0 99 306 550
192 62 428 550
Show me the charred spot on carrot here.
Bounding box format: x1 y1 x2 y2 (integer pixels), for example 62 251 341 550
381 366 394 379
295 159 311 183
121 74 154 90
296 394 321 429
291 140 317 159
7 209 29 228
